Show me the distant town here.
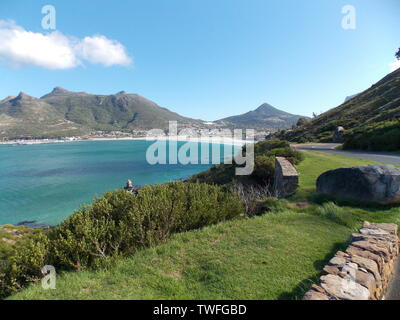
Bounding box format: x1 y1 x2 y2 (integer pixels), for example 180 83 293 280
0 127 272 146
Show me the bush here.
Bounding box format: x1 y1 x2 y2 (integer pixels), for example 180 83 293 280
343 120 400 151
189 139 303 187
254 139 290 155
313 202 358 228
251 155 275 184
189 164 236 185
0 232 49 296
263 197 289 213
265 147 304 165
0 182 244 297
229 182 274 216
296 117 309 127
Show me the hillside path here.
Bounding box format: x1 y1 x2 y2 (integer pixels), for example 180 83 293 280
292 143 400 166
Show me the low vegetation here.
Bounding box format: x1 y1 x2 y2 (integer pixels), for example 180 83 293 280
0 182 243 297
9 212 352 300
188 139 304 187
342 120 400 151
0 225 40 265
276 67 400 150
312 202 358 228
291 151 400 229
4 149 400 300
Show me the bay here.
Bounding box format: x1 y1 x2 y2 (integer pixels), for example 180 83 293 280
0 140 238 226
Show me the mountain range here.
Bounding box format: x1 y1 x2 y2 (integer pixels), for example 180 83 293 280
216 103 307 129
0 88 306 139
0 88 202 139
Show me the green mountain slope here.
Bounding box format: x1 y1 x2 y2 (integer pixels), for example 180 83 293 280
217 103 307 129
0 92 87 138
41 87 200 131
279 68 400 150
0 88 202 139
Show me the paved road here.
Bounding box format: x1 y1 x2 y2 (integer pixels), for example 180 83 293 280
292 143 400 166
385 257 400 300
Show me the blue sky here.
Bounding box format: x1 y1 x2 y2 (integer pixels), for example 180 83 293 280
0 0 399 120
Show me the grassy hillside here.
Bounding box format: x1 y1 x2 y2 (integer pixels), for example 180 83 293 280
42 88 200 131
9 212 351 300
279 68 400 150
9 151 400 300
0 93 88 138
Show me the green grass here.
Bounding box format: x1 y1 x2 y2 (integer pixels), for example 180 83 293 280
8 150 400 300
291 151 400 228
8 212 351 300
290 150 380 202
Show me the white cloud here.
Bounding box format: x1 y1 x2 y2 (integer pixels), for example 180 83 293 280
0 20 132 69
391 59 400 72
75 35 132 67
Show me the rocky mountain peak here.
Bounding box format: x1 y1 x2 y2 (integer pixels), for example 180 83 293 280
40 87 76 99
14 92 35 101
51 87 71 94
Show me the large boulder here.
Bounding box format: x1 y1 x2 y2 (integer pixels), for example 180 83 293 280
332 126 345 143
316 165 400 204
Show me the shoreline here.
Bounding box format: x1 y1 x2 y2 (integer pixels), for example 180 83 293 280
0 136 253 147
0 135 252 227
91 136 251 146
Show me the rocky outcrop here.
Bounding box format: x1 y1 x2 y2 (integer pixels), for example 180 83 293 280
316 165 400 205
273 157 299 197
303 221 399 300
332 126 345 143
123 179 140 195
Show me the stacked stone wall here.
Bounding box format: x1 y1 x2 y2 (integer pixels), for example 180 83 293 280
304 221 399 300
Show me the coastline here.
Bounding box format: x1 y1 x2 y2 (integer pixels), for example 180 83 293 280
0 136 253 147
91 136 251 146
0 135 251 227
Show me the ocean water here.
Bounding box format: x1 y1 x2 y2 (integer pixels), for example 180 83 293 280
0 140 239 226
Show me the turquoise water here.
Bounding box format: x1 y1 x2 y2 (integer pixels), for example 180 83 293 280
0 140 237 226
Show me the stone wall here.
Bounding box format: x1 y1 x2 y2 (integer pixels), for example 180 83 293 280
273 157 299 197
303 221 399 300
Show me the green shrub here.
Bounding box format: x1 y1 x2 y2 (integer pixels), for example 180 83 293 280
265 147 304 164
263 197 288 213
251 155 275 184
189 164 236 185
51 182 244 269
313 202 358 228
296 117 309 127
254 139 290 155
0 232 50 296
189 139 303 187
343 120 400 151
0 182 244 297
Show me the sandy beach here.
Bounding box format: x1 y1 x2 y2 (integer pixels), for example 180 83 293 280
1 136 253 147
91 136 252 146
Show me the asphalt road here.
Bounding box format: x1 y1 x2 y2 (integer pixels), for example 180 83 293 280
385 257 400 300
292 143 400 166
